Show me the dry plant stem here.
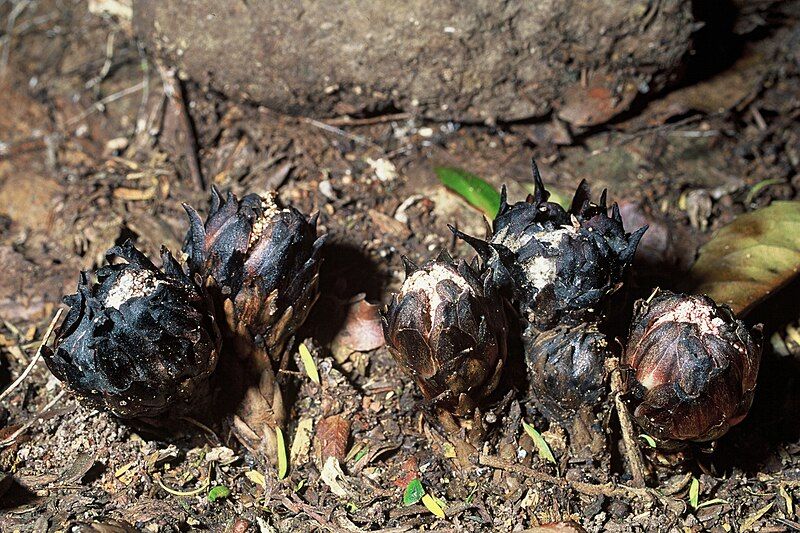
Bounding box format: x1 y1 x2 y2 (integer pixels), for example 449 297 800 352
158 63 205 190
228 333 285 465
479 454 658 502
0 389 66 447
0 308 63 403
607 357 648 487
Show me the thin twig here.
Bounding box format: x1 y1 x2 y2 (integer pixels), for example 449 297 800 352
0 308 63 403
65 80 147 126
479 454 660 502
0 0 31 76
322 112 411 127
302 117 383 150
607 357 648 487
158 64 205 190
0 389 66 447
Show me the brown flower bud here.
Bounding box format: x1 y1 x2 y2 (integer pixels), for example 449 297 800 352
623 290 762 443
183 188 325 360
381 255 508 415
524 322 610 420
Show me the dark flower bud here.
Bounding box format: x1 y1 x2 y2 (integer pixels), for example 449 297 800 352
43 241 220 418
623 290 762 443
524 322 610 420
381 255 508 415
454 161 646 329
183 188 325 360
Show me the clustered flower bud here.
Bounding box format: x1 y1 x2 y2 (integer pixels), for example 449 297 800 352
382 255 508 415
43 241 220 418
456 162 646 330
450 161 646 418
623 290 761 443
183 188 325 361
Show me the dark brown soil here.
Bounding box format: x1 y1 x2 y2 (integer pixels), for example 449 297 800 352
2 1 800 532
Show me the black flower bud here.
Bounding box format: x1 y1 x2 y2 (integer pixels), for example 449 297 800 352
43 241 220 418
183 188 325 360
454 161 646 329
381 255 508 415
623 290 762 443
524 323 610 420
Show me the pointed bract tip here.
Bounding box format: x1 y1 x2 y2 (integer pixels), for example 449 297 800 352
401 256 419 277
531 159 549 204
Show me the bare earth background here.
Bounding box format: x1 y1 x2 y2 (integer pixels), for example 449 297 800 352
2 1 800 531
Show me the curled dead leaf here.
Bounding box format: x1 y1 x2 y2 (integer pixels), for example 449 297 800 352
331 294 385 361
315 414 351 463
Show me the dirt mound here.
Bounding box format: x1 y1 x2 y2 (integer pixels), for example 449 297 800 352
134 0 693 124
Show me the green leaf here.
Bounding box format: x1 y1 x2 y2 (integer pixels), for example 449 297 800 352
207 485 230 502
403 478 425 506
299 343 320 385
353 447 369 463
276 426 288 480
434 166 501 219
522 420 556 465
689 477 700 510
639 434 657 448
687 201 800 316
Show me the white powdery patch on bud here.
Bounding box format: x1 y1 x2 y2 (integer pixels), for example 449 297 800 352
493 225 579 291
403 264 471 312
248 193 285 249
650 298 726 337
103 270 163 309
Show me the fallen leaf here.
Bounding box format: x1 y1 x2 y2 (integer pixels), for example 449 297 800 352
434 166 501 219
369 209 411 240
740 502 774 531
290 418 314 465
557 73 637 127
687 201 800 315
207 485 230 502
421 493 445 518
57 453 96 485
205 446 237 465
403 478 424 506
276 427 288 480
245 470 267 489
315 414 351 462
331 295 385 361
112 185 157 201
689 477 700 510
528 522 587 532
522 420 556 465
320 456 349 498
299 343 320 385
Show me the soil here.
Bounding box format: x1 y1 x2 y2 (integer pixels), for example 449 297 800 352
2 1 800 532
134 0 693 124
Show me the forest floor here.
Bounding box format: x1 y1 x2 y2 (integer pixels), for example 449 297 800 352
2 1 800 532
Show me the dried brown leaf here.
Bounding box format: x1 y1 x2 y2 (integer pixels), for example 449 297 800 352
315 414 351 462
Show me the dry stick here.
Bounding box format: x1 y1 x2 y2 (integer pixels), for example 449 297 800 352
0 389 66 448
607 357 648 487
302 117 383 150
65 80 147 126
479 454 658 502
322 112 411 127
158 64 205 190
0 308 63 404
